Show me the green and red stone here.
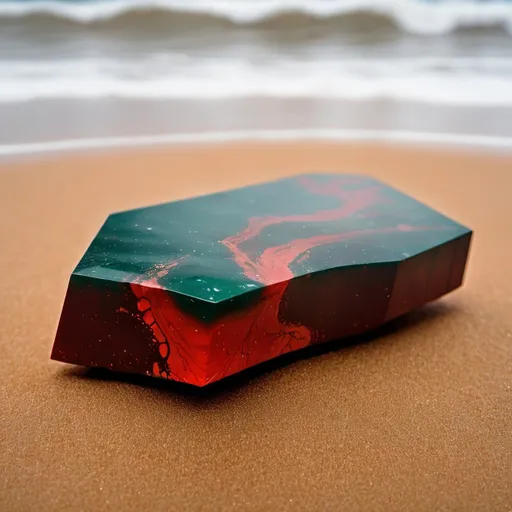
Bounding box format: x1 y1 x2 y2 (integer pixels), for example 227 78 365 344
52 174 472 386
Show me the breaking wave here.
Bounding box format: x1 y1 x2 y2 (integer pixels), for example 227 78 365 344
1 0 512 35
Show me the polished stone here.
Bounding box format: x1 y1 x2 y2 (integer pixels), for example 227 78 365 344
52 174 472 386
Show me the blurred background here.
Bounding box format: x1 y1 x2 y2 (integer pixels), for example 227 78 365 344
1 0 512 152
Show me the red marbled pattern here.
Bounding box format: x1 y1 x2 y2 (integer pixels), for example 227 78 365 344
128 176 443 386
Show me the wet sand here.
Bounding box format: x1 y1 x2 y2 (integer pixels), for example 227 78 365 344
1 141 512 511
2 97 512 149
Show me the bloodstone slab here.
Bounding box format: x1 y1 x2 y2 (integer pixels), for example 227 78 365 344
52 174 472 386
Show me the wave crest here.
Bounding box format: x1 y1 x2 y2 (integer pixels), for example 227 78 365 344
0 0 512 35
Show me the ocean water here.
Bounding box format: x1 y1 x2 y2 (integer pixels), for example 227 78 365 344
1 0 512 106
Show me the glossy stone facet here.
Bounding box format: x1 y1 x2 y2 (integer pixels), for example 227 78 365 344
52 174 472 386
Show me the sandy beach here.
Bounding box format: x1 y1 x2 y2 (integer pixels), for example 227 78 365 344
1 141 512 511
2 0 512 509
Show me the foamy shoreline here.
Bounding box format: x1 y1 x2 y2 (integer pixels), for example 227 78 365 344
2 129 512 159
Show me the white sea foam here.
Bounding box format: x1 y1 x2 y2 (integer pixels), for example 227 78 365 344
1 129 511 158
0 0 512 35
2 56 512 105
